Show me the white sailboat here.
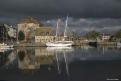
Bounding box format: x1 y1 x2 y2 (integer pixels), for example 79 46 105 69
46 16 73 47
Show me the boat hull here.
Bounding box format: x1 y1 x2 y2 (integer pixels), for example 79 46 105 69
46 41 73 47
0 43 13 49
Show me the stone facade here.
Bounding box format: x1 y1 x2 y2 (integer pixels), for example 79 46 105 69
17 16 54 44
17 17 40 42
35 27 54 44
35 27 52 36
35 36 54 43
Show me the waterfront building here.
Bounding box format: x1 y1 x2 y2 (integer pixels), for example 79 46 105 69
35 27 54 44
100 33 111 42
17 16 40 42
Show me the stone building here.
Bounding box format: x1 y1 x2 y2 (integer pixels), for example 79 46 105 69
35 27 54 44
17 16 55 44
18 48 54 70
17 16 40 42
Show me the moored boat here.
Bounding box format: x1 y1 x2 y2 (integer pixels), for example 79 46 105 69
0 43 13 49
46 41 73 47
46 16 73 47
117 42 121 47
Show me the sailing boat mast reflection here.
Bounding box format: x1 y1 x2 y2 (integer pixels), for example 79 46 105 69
47 47 74 76
63 51 69 76
55 50 61 74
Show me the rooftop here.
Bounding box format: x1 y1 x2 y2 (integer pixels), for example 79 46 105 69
17 16 40 24
35 27 52 36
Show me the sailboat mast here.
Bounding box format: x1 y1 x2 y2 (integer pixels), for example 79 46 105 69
3 27 4 43
55 19 61 41
64 16 68 38
55 20 59 37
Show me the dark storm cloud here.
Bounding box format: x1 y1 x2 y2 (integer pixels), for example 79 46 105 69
0 0 121 17
43 17 121 34
0 0 121 33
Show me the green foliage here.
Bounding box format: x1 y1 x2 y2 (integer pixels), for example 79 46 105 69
109 35 116 42
29 30 35 40
85 31 99 40
18 31 25 41
115 29 121 39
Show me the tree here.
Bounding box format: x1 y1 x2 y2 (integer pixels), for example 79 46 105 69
85 31 99 40
115 29 121 39
28 28 35 42
18 31 25 41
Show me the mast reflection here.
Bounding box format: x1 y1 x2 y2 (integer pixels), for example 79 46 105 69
47 47 74 76
17 47 74 76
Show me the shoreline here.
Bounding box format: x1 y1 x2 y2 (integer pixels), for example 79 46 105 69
14 42 117 47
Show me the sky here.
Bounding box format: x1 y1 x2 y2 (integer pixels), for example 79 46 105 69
0 0 121 33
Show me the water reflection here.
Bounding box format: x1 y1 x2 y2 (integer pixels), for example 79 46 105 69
0 46 121 68
17 47 74 76
47 47 74 76
15 46 121 76
17 47 53 70
0 46 121 74
0 49 14 67
0 46 121 81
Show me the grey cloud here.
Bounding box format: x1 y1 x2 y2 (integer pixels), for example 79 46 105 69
0 0 121 17
43 17 121 34
0 0 121 33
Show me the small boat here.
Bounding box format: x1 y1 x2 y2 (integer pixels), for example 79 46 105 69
88 40 97 47
0 43 13 49
46 16 73 47
117 42 121 47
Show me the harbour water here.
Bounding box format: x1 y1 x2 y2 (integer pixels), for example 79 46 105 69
0 46 121 81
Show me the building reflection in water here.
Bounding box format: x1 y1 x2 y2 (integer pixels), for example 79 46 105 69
17 47 74 76
17 47 54 70
0 49 15 67
16 46 121 75
47 47 74 76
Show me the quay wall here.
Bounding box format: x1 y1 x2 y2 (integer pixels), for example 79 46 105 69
14 41 117 47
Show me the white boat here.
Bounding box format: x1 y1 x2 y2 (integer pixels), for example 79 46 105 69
0 43 13 49
117 42 121 47
46 41 73 47
46 16 73 47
